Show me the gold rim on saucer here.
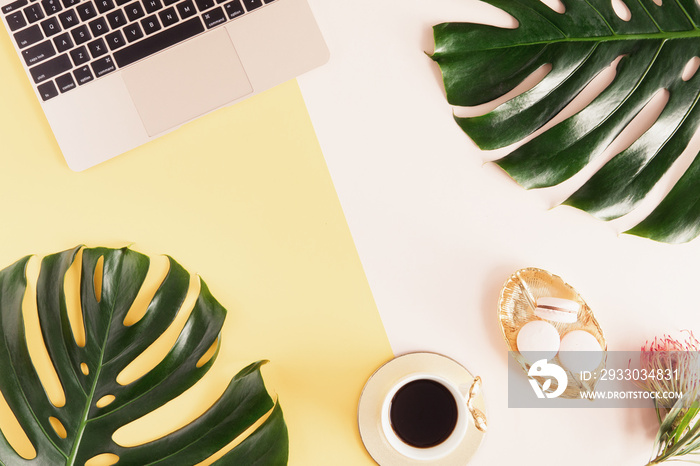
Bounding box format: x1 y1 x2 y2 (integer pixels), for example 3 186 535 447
357 352 486 465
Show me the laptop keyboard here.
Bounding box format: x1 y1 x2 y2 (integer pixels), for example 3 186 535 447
2 0 273 101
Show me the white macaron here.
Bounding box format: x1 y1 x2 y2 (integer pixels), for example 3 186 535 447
516 320 560 361
558 330 603 372
534 297 580 323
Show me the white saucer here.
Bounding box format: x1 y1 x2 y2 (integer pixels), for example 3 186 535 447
358 352 486 465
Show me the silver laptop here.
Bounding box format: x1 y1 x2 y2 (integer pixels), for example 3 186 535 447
1 0 328 170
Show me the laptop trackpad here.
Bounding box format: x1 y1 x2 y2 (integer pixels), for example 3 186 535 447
122 28 253 136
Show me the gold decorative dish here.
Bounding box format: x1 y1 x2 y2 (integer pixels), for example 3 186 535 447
498 268 607 399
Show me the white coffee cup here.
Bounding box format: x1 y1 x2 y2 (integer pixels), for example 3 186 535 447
380 373 469 461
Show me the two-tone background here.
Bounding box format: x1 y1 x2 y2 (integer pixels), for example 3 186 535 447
2 0 700 464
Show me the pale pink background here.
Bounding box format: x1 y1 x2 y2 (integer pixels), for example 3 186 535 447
298 1 700 465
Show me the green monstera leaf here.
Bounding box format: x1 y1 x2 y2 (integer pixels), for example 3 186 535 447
0 246 287 465
431 0 700 243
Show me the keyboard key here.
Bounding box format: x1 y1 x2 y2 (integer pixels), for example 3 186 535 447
106 9 125 28
114 17 203 67
58 8 77 28
6 11 27 30
29 52 71 83
70 24 90 44
175 0 194 18
22 39 55 65
90 55 115 77
162 0 176 6
140 14 159 33
69 44 89 64
105 29 124 49
2 0 29 14
76 0 95 20
53 32 73 52
142 0 161 13
40 16 61 35
55 72 75 92
263 0 274 3
24 4 44 22
123 22 143 42
202 6 223 28
124 1 143 20
115 0 129 5
94 0 113 12
193 0 211 10
87 37 106 57
73 64 93 85
61 0 80 8
223 0 241 18
37 80 58 100
14 25 43 48
241 0 260 10
88 16 108 36
41 0 62 15
157 6 177 26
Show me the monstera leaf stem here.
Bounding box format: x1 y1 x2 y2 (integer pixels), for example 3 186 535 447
432 0 700 243
64 256 119 465
67 323 112 464
467 31 700 47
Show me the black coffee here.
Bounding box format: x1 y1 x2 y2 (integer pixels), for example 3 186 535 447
389 379 458 448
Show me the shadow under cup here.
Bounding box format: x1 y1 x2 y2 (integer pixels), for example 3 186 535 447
381 374 469 461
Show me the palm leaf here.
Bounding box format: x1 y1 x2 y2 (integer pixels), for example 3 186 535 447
430 0 700 243
649 395 700 464
0 246 287 465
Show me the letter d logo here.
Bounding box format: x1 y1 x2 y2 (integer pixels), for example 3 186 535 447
527 359 568 399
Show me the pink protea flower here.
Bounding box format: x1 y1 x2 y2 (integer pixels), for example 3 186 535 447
639 332 700 410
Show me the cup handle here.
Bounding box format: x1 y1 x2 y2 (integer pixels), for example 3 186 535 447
462 376 487 433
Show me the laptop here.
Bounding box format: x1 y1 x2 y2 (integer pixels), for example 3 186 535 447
1 0 328 170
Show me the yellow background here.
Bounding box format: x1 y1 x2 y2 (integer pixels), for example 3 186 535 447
0 26 393 465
